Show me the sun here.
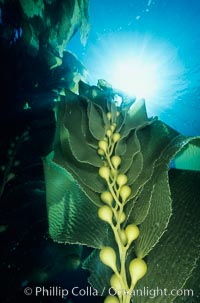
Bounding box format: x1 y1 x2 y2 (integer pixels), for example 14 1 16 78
111 57 158 100
84 32 187 116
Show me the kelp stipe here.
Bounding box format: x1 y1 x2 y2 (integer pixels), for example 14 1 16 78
43 81 200 303
96 108 147 303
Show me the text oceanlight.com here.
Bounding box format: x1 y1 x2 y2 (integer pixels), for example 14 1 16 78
108 286 194 298
23 286 194 299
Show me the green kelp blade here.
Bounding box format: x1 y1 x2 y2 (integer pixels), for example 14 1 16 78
173 139 200 171
115 136 127 155
61 95 102 167
79 80 108 115
110 98 118 123
124 121 176 230
81 107 98 148
88 102 106 140
128 120 178 200
174 257 200 303
120 98 151 138
120 130 142 174
134 169 200 303
82 249 113 295
54 128 105 205
127 180 155 226
134 134 200 258
79 80 102 100
135 167 172 258
115 99 154 156
60 141 105 194
43 153 109 248
54 101 106 202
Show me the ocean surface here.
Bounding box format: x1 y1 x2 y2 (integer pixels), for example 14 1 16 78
68 0 200 136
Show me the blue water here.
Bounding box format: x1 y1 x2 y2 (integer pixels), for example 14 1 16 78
68 0 200 136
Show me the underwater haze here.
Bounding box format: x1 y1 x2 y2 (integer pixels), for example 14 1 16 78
68 0 200 136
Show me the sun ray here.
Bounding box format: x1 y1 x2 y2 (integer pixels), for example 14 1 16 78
84 32 187 117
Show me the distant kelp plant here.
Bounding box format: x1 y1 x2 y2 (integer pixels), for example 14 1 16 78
43 81 200 303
